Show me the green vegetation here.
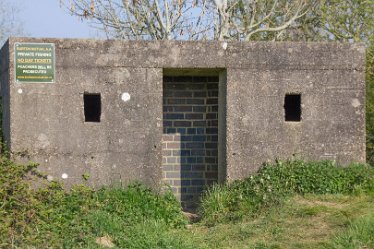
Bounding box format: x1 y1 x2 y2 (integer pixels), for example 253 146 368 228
328 213 374 249
1 158 374 248
172 194 374 249
200 160 374 225
0 156 188 248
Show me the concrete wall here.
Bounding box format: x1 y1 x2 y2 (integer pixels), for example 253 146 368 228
0 38 366 191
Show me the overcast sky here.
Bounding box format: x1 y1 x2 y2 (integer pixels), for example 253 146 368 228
12 0 97 39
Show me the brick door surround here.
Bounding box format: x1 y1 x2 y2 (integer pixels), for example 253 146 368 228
162 76 219 209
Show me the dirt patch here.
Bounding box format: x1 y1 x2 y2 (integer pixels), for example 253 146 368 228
96 235 115 248
295 196 350 209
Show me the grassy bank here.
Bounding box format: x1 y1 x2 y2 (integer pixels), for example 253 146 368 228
0 158 373 248
171 193 374 249
200 160 374 225
0 157 188 248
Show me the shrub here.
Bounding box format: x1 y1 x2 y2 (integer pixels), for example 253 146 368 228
0 157 44 247
34 184 187 248
0 156 187 248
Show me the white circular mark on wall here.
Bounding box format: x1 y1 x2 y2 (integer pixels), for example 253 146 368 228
222 42 228 50
37 133 50 149
61 173 68 179
121 92 131 102
17 89 23 94
351 98 361 108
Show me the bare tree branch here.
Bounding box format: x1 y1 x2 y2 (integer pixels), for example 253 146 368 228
244 1 308 40
61 0 210 40
210 0 311 41
61 0 314 42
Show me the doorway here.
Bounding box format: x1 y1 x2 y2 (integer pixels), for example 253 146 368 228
162 70 224 210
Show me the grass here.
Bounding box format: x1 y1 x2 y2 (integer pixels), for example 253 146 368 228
328 214 374 249
199 160 374 225
170 193 374 249
1 158 374 248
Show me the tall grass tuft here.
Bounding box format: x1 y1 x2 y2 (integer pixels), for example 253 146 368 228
327 214 374 249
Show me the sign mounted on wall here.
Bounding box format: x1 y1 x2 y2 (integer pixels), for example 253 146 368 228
14 43 55 83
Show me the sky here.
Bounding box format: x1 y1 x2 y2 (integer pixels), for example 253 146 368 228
12 0 97 39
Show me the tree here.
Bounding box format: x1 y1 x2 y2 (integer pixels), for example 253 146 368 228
61 0 310 40
60 0 211 40
243 0 374 45
0 0 23 46
319 0 373 44
211 0 310 41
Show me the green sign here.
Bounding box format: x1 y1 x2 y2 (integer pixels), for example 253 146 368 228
15 43 55 83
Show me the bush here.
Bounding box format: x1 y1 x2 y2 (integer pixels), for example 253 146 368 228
0 157 44 247
34 184 187 248
0 156 187 248
200 160 374 225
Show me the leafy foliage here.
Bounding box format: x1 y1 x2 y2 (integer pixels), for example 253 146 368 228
200 160 374 225
0 157 43 247
0 156 187 248
318 0 373 43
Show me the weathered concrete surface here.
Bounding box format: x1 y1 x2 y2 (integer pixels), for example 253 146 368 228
226 68 365 180
0 37 366 188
